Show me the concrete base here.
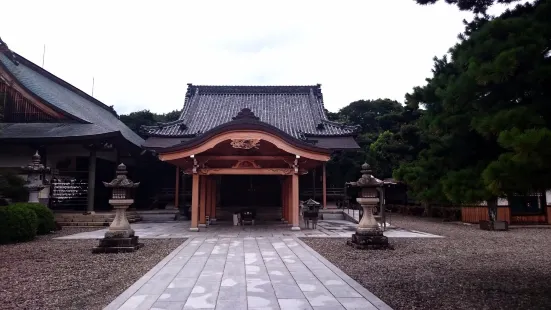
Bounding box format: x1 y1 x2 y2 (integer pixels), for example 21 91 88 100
189 227 199 232
291 226 301 231
93 236 143 253
480 220 509 231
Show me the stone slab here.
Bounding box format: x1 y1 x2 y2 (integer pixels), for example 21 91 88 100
58 220 442 240
104 236 393 310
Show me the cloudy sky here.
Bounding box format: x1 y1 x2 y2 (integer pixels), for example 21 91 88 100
0 0 518 114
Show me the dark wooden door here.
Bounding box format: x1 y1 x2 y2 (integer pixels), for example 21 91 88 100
220 175 281 207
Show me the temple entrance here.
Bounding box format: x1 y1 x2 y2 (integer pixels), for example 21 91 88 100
155 121 332 231
218 175 282 221
220 175 281 207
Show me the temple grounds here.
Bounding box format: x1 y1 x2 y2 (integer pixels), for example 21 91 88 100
303 214 551 310
2 217 549 310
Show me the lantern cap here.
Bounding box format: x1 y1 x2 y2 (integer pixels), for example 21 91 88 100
21 150 50 173
103 163 140 188
346 162 383 188
304 198 321 206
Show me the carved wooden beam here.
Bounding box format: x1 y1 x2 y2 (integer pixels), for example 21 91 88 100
183 167 309 175
197 156 294 161
197 168 295 175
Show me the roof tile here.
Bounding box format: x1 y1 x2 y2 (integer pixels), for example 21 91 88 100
144 85 358 140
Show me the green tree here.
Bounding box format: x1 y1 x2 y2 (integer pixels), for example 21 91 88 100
397 0 551 221
338 99 404 136
119 109 181 137
326 98 425 187
414 0 522 13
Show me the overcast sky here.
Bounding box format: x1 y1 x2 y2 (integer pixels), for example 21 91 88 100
0 0 518 115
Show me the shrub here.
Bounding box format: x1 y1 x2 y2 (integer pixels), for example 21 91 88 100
0 170 28 202
11 202 55 235
0 205 38 244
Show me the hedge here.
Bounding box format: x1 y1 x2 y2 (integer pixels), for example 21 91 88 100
11 202 56 235
0 205 38 244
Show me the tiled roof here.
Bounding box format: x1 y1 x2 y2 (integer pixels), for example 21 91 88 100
0 123 115 140
0 51 144 147
143 84 359 140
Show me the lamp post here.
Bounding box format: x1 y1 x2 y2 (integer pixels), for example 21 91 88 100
303 198 321 229
93 163 142 253
346 163 389 249
21 151 50 203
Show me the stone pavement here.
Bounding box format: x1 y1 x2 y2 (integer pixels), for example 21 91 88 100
105 236 392 310
57 220 442 240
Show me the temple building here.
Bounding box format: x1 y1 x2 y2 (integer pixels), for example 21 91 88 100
143 85 360 230
0 39 144 212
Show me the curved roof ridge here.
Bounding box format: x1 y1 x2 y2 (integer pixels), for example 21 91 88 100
158 114 332 155
187 84 321 94
141 118 186 129
145 83 357 140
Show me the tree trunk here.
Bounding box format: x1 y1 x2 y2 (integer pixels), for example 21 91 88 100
487 196 498 223
422 202 431 217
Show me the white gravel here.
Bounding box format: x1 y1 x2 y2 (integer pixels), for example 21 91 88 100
302 215 551 310
0 227 184 310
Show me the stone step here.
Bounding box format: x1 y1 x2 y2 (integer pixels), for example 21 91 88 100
57 218 141 227
55 211 142 227
57 222 111 227
215 206 283 221
55 216 141 223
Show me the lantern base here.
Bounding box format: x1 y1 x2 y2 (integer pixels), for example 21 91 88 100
105 228 135 239
93 236 143 253
347 231 390 250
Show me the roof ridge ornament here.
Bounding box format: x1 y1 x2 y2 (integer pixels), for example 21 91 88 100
232 108 259 121
0 37 19 65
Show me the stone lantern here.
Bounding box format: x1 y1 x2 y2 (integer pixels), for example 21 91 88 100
346 163 389 249
303 198 321 229
21 151 50 203
93 163 142 253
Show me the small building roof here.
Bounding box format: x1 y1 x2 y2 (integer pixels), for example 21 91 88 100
0 42 144 147
143 84 360 150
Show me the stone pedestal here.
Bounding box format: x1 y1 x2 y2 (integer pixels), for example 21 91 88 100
347 197 389 250
28 191 40 203
93 199 143 253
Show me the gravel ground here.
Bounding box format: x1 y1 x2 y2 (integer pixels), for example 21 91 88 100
0 227 184 310
302 215 551 310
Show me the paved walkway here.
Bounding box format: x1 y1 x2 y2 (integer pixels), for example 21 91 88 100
105 237 392 310
58 220 442 240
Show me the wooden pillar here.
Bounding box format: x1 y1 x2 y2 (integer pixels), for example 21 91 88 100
199 175 206 226
174 167 180 209
182 173 187 210
312 168 316 199
285 176 292 224
322 163 327 209
205 176 211 218
291 173 300 230
86 149 96 214
281 178 285 221
211 178 217 220
282 178 288 222
190 174 199 231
